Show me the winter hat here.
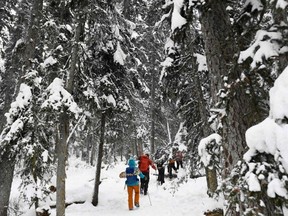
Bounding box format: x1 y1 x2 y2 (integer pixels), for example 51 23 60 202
128 159 136 167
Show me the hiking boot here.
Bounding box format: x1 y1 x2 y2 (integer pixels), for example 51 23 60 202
129 208 133 211
144 191 147 195
135 203 140 207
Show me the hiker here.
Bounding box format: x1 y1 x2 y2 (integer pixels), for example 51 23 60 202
175 150 183 169
167 158 177 178
125 158 144 210
156 160 165 185
138 153 157 195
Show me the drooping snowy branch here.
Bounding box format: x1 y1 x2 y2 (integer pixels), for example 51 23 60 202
5 83 32 124
41 78 82 118
238 30 283 69
0 83 32 145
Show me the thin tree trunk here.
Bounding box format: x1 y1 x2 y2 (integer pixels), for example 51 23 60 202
150 69 156 156
0 151 16 216
92 112 106 206
56 112 69 216
23 0 43 68
273 5 288 73
167 120 172 143
205 167 217 196
90 133 97 166
55 3 86 214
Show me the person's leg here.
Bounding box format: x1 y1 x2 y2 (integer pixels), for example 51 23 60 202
143 172 149 195
173 164 177 172
134 185 140 207
157 168 162 183
127 186 133 210
176 161 179 169
159 167 165 184
144 174 150 194
168 165 172 178
140 177 145 193
157 168 161 183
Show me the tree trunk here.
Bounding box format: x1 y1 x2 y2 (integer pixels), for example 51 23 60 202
205 167 217 196
200 0 259 176
23 0 43 68
200 0 268 214
55 3 86 214
0 1 43 215
92 112 106 206
272 5 288 73
123 0 131 20
194 61 218 195
0 151 16 216
150 69 156 156
166 120 172 143
56 112 69 216
90 128 97 166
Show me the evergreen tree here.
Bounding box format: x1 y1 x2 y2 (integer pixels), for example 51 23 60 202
224 1 288 215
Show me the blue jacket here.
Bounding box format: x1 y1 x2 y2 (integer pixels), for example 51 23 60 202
126 159 144 186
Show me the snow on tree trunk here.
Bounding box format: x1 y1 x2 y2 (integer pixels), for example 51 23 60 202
199 133 222 196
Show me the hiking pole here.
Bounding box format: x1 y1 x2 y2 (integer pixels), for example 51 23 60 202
147 192 152 206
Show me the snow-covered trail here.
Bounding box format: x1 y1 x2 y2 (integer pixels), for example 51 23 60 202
13 158 222 216
52 161 222 216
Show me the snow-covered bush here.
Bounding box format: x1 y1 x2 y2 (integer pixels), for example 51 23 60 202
198 133 222 171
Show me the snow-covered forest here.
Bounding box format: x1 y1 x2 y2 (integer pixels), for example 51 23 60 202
0 0 288 216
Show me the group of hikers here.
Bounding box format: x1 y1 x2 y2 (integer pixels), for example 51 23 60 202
124 148 184 210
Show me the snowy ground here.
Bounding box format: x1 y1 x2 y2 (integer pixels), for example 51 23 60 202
11 157 223 216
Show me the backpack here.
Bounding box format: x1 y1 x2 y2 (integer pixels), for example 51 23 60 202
139 156 150 172
125 167 139 185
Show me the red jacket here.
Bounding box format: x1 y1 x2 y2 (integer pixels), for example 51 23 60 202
138 155 156 173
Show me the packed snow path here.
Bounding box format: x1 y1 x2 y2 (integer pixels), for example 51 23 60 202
13 159 222 216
